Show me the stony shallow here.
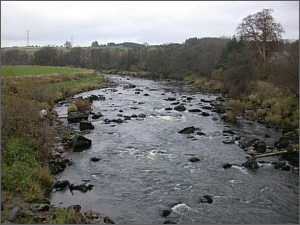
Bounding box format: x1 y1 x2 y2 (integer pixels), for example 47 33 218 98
51 74 299 224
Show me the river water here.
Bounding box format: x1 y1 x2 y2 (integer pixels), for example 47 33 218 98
51 74 299 224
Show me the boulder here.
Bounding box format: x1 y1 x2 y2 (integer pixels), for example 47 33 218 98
253 140 266 153
189 157 200 162
222 139 235 144
222 163 232 169
91 157 100 162
178 126 195 134
103 216 115 224
200 195 213 204
274 140 290 149
67 112 89 123
272 162 285 169
62 132 92 151
281 165 291 171
84 210 100 219
98 95 106 100
201 112 210 116
53 180 70 190
88 95 99 102
138 113 146 118
33 216 46 223
162 210 171 217
196 132 205 136
242 160 259 169
164 97 177 101
174 104 186 112
92 113 103 119
48 159 67 175
112 118 123 123
29 204 50 212
188 109 201 112
79 120 94 130
8 206 24 222
123 83 136 89
238 139 259 149
69 183 94 193
202 106 213 110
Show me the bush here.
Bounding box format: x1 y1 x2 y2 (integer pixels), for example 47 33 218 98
266 114 282 124
68 104 78 113
226 110 236 122
75 99 91 112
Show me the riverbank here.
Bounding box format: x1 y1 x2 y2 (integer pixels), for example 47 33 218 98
1 67 110 223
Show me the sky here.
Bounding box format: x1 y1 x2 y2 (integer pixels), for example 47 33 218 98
1 1 299 47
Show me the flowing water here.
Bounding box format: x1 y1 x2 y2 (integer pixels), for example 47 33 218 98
51 74 299 224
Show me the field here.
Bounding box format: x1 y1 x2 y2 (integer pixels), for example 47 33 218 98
1 66 91 77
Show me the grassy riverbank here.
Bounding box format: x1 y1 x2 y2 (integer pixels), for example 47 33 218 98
186 75 299 135
1 66 109 223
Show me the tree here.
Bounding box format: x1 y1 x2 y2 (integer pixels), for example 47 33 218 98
91 41 99 47
64 41 72 50
32 46 58 66
236 9 284 65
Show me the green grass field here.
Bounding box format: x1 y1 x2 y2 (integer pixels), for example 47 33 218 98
1 66 91 77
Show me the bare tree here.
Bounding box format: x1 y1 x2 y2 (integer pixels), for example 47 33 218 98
236 9 284 65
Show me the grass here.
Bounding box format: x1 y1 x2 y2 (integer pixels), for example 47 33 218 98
1 66 91 77
50 208 86 224
1 138 52 198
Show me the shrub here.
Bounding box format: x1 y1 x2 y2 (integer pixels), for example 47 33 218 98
68 104 78 113
266 114 282 124
226 110 236 122
75 99 91 112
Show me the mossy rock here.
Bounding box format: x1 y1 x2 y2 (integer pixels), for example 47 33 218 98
63 132 92 151
67 112 89 123
275 140 290 149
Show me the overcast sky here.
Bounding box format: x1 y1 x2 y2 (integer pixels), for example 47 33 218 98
1 1 299 47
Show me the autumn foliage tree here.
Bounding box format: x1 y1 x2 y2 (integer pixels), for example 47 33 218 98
236 9 284 65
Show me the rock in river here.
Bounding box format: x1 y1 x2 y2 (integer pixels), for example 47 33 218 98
222 163 232 169
189 157 200 162
242 160 259 169
67 112 89 123
178 126 195 134
199 195 213 203
62 132 92 151
174 104 186 111
79 120 94 130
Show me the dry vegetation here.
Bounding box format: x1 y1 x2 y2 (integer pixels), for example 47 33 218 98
1 67 108 203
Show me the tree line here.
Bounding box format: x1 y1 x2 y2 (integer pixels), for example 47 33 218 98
1 9 298 98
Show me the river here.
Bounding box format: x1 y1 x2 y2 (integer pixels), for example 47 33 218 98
51 74 299 224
